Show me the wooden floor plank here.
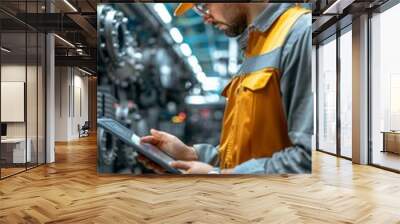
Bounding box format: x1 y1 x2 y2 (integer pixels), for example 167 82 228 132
0 135 400 223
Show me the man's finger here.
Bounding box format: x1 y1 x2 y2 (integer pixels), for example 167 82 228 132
203 15 213 25
137 155 153 167
150 129 166 139
149 164 165 174
137 155 165 173
136 154 148 163
170 161 192 170
140 158 151 167
140 136 160 145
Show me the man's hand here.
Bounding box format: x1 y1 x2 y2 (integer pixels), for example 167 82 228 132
170 161 213 174
140 129 198 161
136 154 166 174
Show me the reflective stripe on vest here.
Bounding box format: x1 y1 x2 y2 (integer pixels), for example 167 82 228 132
219 6 311 169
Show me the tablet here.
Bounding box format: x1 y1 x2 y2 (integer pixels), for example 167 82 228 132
97 118 182 174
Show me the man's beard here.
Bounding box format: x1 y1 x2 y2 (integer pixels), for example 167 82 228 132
217 17 247 37
224 24 247 37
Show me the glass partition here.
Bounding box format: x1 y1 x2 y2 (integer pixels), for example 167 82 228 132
1 30 28 177
0 0 46 179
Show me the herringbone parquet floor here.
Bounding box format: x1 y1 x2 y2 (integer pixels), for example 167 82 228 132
1 135 400 223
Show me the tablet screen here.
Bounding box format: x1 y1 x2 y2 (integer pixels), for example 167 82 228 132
98 118 181 174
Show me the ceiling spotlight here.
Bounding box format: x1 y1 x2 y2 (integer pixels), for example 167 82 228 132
1 47 11 53
78 67 93 76
63 0 78 12
54 34 75 48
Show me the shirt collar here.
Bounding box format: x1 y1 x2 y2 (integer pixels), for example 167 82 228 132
237 3 295 51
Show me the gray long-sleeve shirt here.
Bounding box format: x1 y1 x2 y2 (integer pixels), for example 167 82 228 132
194 3 313 174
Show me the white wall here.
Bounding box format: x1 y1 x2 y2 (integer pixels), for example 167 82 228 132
1 65 36 138
55 66 68 141
1 66 26 131
54 67 89 141
72 73 89 138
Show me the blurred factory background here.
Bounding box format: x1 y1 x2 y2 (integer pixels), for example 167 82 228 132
97 3 236 173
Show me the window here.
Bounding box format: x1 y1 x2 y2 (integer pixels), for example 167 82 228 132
371 3 400 171
340 28 352 158
317 36 337 154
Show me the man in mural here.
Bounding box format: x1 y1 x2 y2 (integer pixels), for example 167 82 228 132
140 3 313 174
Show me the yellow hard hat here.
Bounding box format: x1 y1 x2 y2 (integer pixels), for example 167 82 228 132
174 3 195 16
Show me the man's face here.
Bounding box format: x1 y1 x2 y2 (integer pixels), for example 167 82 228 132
202 3 247 37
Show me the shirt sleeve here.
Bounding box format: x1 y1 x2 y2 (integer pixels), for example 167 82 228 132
233 14 313 174
192 144 220 167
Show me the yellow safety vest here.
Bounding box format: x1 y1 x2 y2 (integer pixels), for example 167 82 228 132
219 6 311 169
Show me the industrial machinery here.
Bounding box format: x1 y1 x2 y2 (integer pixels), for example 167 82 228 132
97 4 197 174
